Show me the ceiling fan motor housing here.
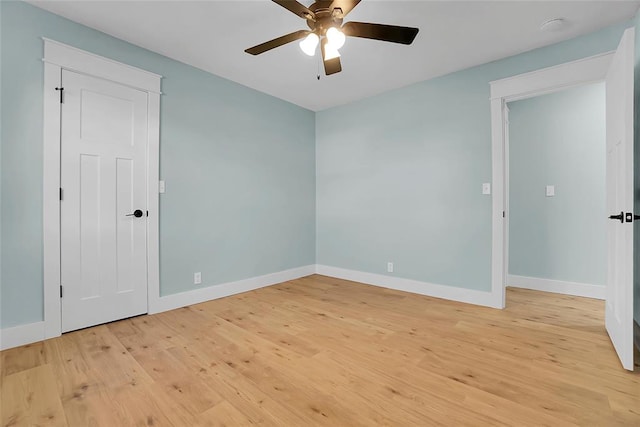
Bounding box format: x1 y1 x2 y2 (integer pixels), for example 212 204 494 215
306 7 344 36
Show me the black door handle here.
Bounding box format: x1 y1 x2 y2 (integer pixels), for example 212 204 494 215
126 209 144 218
608 211 624 223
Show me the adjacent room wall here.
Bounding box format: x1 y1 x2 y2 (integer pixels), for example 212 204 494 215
0 1 316 328
507 84 606 288
316 22 628 293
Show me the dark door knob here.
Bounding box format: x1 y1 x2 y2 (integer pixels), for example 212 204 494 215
608 211 624 223
126 209 144 218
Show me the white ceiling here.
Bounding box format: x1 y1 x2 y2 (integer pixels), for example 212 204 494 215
29 1 639 111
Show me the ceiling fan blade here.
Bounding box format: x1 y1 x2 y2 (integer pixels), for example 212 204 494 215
342 22 419 45
245 30 310 55
321 39 342 76
272 0 315 19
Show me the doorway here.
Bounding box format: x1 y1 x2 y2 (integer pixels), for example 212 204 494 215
505 83 607 301
489 27 635 371
42 39 162 338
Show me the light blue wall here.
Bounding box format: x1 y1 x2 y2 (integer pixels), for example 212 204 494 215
316 23 629 292
0 1 316 328
508 84 606 286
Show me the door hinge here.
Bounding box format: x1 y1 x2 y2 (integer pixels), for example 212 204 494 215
60 285 63 298
55 87 64 104
503 211 505 218
59 188 63 201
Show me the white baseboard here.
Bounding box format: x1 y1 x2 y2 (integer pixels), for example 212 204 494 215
316 265 500 308
507 274 605 300
0 321 46 351
148 264 316 314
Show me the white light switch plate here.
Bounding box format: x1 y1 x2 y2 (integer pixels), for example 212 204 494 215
482 183 491 195
159 180 165 194
546 185 555 197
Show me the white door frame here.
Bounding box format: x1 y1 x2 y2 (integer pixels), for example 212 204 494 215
42 39 162 339
489 50 615 309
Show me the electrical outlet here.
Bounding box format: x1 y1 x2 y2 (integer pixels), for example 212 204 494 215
194 272 202 285
387 262 394 273
159 180 166 194
482 183 491 195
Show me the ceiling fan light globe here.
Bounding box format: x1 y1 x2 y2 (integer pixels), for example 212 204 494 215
326 27 346 49
299 33 319 56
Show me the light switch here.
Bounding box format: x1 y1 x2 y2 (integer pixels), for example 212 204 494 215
482 183 491 195
546 185 555 197
159 180 165 194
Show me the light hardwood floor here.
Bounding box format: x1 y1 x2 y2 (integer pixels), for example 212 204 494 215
1 275 639 426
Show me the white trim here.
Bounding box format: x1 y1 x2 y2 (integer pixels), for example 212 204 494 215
148 265 316 314
43 61 62 339
42 38 162 94
507 275 605 300
490 96 507 309
42 39 161 340
316 265 501 309
489 51 614 310
146 93 161 313
502 104 510 305
490 51 613 101
0 322 46 351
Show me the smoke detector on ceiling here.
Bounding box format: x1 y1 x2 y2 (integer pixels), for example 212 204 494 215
540 18 567 32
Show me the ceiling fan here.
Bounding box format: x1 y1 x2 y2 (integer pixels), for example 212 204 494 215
245 0 419 76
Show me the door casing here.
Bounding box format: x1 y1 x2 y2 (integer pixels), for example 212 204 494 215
42 38 162 339
489 49 617 310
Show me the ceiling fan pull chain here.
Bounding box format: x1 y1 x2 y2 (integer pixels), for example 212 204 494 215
317 52 321 80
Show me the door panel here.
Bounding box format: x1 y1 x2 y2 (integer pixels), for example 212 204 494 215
605 27 634 371
80 89 134 145
116 157 136 293
79 153 102 299
61 70 148 333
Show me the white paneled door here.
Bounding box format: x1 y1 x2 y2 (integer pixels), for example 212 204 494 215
605 28 634 371
60 70 149 333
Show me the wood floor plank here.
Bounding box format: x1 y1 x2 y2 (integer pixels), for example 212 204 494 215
195 401 253 427
165 343 312 426
1 342 46 378
1 275 639 426
1 364 67 426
